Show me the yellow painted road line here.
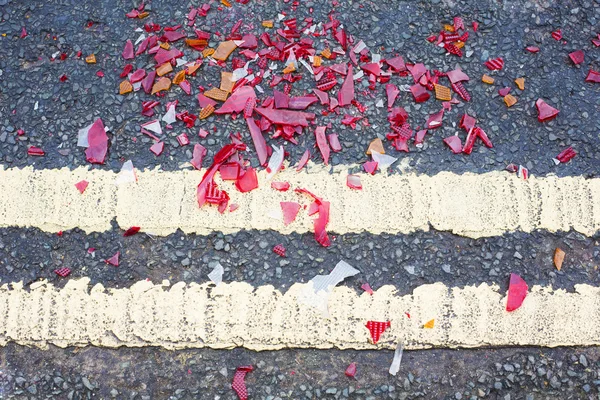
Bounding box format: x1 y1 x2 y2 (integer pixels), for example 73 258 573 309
1 279 599 350
0 165 598 238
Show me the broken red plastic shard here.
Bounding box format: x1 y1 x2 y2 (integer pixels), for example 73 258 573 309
414 129 428 146
426 109 444 129
105 251 120 267
551 29 562 41
386 84 400 109
288 96 318 110
555 147 576 163
505 163 518 173
408 63 427 82
235 167 259 193
254 107 315 127
59 74 68 82
316 73 338 92
506 273 528 312
346 174 362 190
120 64 133 79
232 365 253 400
273 244 286 257
484 57 504 70
123 226 141 237
443 136 462 154
451 81 470 102
149 141 164 156
130 69 146 83
245 117 268 166
54 267 71 278
410 84 430 103
296 149 310 171
535 99 559 122
385 56 406 72
141 71 156 94
388 107 408 126
338 65 355 106
345 363 357 378
243 97 256 118
281 201 301 225
498 87 511 97
361 283 374 295
453 16 465 31
20 26 28 38
444 43 463 57
568 50 584 65
341 115 362 129
75 180 89 194
271 181 290 191
294 188 331 247
27 146 45 156
191 143 207 170
585 69 600 83
176 133 190 147
215 86 256 115
313 89 329 105
446 69 469 84
460 114 477 131
475 127 493 148
462 128 477 155
363 161 378 174
328 134 342 152
85 118 109 164
365 320 391 344
314 126 330 165
122 40 135 60
525 46 540 53
220 163 241 180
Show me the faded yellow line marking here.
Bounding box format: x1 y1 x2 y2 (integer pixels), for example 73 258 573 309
1 279 599 350
0 164 598 238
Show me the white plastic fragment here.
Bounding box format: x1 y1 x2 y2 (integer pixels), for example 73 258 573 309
552 158 561 165
162 103 177 124
176 58 188 67
388 341 404 376
375 99 384 108
77 123 93 147
114 160 137 185
207 262 224 286
371 150 397 172
134 33 146 45
297 260 360 317
300 59 314 75
141 120 162 135
517 165 529 180
256 85 264 94
353 69 364 80
371 53 381 63
232 67 248 82
352 40 367 54
265 145 285 181
399 84 411 92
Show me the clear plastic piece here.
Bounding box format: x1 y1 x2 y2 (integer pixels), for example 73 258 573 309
208 262 224 286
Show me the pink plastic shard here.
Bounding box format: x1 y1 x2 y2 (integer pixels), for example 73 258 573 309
345 363 357 378
551 29 562 41
245 117 268 166
585 70 600 83
274 90 290 109
288 96 318 110
20 26 27 38
475 127 493 148
363 161 378 175
198 93 217 108
426 109 444 129
295 188 331 247
385 56 406 72
536 99 559 122
460 114 477 131
122 40 134 60
328 134 342 152
273 244 286 257
361 283 374 295
197 144 239 208
191 144 207 170
75 180 89 194
215 86 256 114
386 84 400 109
141 71 156 94
254 107 315 127
85 119 109 164
281 201 301 225
315 126 330 165
130 69 146 83
409 63 426 82
443 136 462 154
410 84 430 103
54 267 71 277
271 181 290 191
105 252 120 267
296 149 310 171
338 65 355 106
177 133 190 146
498 87 511 97
313 89 329 105
446 69 469 84
506 273 528 312
525 46 540 53
555 147 576 163
414 129 428 146
123 226 140 237
346 175 362 190
484 57 504 70
232 365 253 400
568 50 584 65
365 320 391 344
149 141 164 156
235 167 259 193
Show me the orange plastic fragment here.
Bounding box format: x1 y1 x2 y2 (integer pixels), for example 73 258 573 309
423 319 435 329
137 11 149 19
283 63 296 74
151 77 171 94
366 138 385 155
434 84 452 101
515 77 525 90
482 74 495 84
504 94 517 107
159 42 170 50
199 104 215 119
203 48 215 58
321 48 332 59
262 20 274 28
172 70 186 85
204 87 229 101
220 71 235 93
554 248 565 271
313 55 322 67
186 62 201 75
85 54 96 64
454 41 465 49
119 80 133 95
213 41 237 61
156 62 173 76
186 38 208 48
221 0 231 7
444 24 455 32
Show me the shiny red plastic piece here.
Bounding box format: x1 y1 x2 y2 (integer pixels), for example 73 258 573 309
506 273 528 312
443 136 462 154
54 267 72 277
345 363 357 378
361 283 374 295
245 117 268 167
281 201 301 225
586 69 600 83
123 226 140 237
484 57 504 70
363 161 378 174
191 144 207 170
296 149 310 171
232 365 253 400
453 16 465 31
294 188 331 247
338 65 355 106
149 141 164 156
568 50 584 65
444 43 463 57
451 81 470 101
410 84 430 103
551 29 562 41
235 168 259 193
75 180 89 194
365 320 391 344
556 147 576 163
105 252 120 267
85 119 109 164
386 84 400 109
273 244 286 257
314 126 330 165
525 46 540 53
460 114 476 131
271 181 290 191
535 99 559 122
122 40 134 60
27 146 45 156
